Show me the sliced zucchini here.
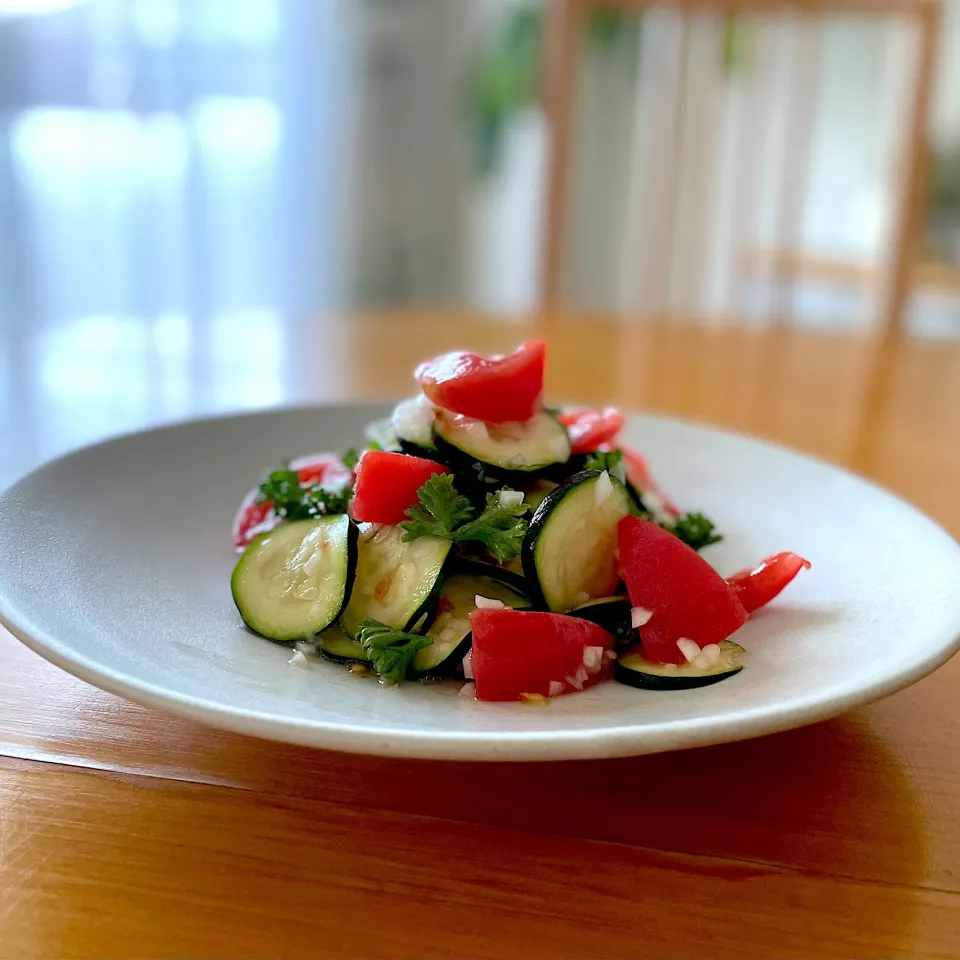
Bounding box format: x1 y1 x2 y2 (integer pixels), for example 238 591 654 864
433 411 571 475
521 470 631 612
231 515 358 642
317 624 370 664
451 556 529 595
413 573 529 675
522 478 558 512
614 640 745 690
569 596 633 645
339 525 451 639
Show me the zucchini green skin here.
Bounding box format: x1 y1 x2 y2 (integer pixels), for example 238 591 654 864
231 516 358 642
614 641 745 690
316 625 370 664
339 527 451 639
520 469 632 611
568 597 633 645
413 574 529 677
398 438 439 460
449 557 529 596
431 412 571 479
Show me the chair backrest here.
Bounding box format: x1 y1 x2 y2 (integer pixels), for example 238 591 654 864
541 0 941 332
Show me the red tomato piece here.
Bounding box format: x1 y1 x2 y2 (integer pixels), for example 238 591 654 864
558 407 625 454
619 445 682 519
415 341 546 423
232 453 353 552
232 490 276 552
469 608 614 702
618 516 747 664
727 552 811 614
352 450 449 525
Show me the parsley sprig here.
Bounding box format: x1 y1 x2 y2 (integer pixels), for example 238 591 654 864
584 447 625 480
357 619 432 684
400 474 529 562
257 465 351 520
663 512 722 551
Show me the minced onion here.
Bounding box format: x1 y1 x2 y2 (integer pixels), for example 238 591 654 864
474 595 505 610
582 646 604 671
631 606 653 628
498 489 524 507
391 395 436 446
594 470 615 506
676 637 701 663
700 643 721 666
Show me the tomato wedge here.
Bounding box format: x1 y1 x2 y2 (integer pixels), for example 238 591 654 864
232 453 352 552
352 450 449 525
469 608 614 702
558 407 625 454
727 552 811 614
415 341 546 423
618 516 747 664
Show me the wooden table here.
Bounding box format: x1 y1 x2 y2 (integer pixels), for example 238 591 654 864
3 315 960 959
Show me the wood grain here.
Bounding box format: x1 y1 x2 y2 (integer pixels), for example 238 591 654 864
3 314 960 958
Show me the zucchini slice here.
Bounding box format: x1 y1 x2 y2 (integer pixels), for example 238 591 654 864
231 515 358 642
433 411 571 475
451 556 529 595
317 624 370 664
614 640 745 690
413 573 529 675
522 478 558 512
521 470 632 612
339 525 451 639
569 596 633 645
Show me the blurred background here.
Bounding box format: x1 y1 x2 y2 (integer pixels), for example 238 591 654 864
0 0 957 483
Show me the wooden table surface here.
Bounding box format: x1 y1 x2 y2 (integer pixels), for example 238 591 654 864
3 314 960 959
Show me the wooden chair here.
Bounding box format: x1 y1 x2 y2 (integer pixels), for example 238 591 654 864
541 0 941 333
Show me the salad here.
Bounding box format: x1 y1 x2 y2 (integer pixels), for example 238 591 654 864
230 342 810 702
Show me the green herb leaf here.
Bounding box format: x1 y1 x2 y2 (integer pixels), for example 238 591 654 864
356 619 432 684
452 491 529 563
663 512 722 551
400 474 474 540
257 465 351 520
584 448 624 475
340 448 360 471
400 475 529 561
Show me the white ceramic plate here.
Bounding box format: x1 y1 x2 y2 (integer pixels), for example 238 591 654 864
1 404 959 761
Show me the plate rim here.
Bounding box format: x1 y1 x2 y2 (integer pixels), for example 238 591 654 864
2 404 960 762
